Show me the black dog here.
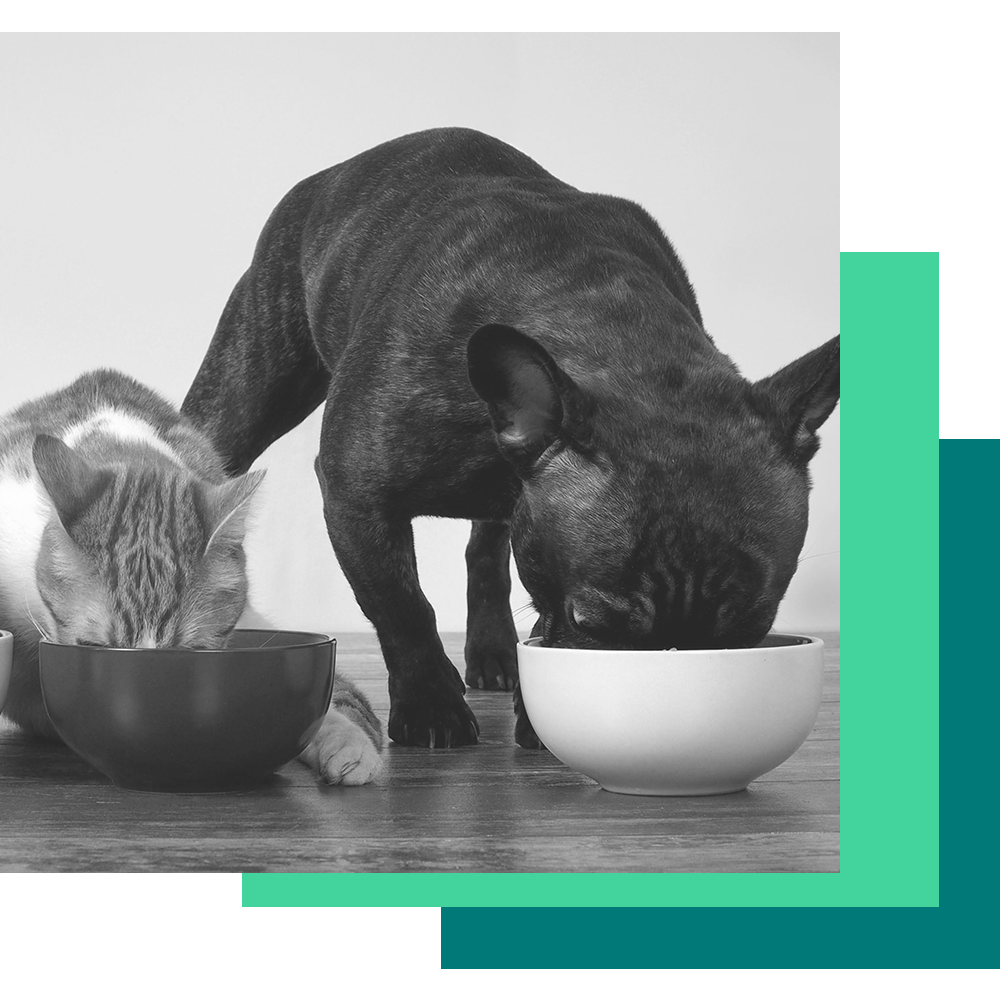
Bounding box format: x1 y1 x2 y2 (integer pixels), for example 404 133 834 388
182 128 839 749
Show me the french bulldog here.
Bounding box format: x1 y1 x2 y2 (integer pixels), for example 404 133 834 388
181 127 839 749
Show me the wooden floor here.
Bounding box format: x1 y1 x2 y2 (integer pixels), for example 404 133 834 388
0 632 839 873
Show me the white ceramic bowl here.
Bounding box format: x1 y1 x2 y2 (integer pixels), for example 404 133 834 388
517 633 825 796
0 629 12 713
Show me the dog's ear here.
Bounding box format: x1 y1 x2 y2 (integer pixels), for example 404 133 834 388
467 324 591 474
754 335 840 465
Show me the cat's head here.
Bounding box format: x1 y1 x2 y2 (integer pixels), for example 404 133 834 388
468 324 839 649
31 435 264 650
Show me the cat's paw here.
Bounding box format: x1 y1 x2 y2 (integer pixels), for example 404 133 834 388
298 710 383 785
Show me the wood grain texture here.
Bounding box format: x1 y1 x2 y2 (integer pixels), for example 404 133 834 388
0 632 839 873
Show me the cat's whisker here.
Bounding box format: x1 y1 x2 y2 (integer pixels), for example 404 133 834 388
22 589 51 642
179 609 234 632
181 620 230 629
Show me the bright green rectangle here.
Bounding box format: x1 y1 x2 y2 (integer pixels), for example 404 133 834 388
243 252 940 909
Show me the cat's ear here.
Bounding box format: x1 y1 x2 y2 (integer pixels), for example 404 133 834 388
754 336 840 465
32 435 113 531
202 470 266 553
467 324 592 473
35 519 109 639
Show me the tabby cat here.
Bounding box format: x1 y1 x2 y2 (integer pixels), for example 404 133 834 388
0 369 382 785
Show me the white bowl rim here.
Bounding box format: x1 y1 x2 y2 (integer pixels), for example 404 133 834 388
519 632 822 657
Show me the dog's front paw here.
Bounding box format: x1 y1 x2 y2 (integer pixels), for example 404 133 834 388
388 683 480 748
299 710 383 785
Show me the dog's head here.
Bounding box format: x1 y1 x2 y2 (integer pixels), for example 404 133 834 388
468 325 839 649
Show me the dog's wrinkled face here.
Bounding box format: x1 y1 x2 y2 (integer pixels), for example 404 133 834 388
468 324 839 650
509 446 808 649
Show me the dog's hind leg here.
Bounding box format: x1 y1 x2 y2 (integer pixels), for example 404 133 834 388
182 270 330 475
464 520 519 692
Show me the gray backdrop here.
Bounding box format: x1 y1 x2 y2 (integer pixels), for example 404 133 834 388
0 33 839 633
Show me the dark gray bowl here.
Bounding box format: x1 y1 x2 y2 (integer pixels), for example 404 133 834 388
39 630 335 792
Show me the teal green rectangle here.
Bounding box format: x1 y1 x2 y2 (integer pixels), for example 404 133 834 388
243 252 940 914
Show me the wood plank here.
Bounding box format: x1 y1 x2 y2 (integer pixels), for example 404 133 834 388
0 831 840 874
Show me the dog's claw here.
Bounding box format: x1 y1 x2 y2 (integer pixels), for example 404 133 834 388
464 648 518 692
388 692 479 748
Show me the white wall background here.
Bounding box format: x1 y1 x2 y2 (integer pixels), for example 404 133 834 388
0 33 839 636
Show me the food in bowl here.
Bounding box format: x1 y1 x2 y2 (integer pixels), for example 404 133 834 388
516 633 824 796
39 629 335 792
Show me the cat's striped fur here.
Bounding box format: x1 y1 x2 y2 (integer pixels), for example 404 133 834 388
0 369 382 784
